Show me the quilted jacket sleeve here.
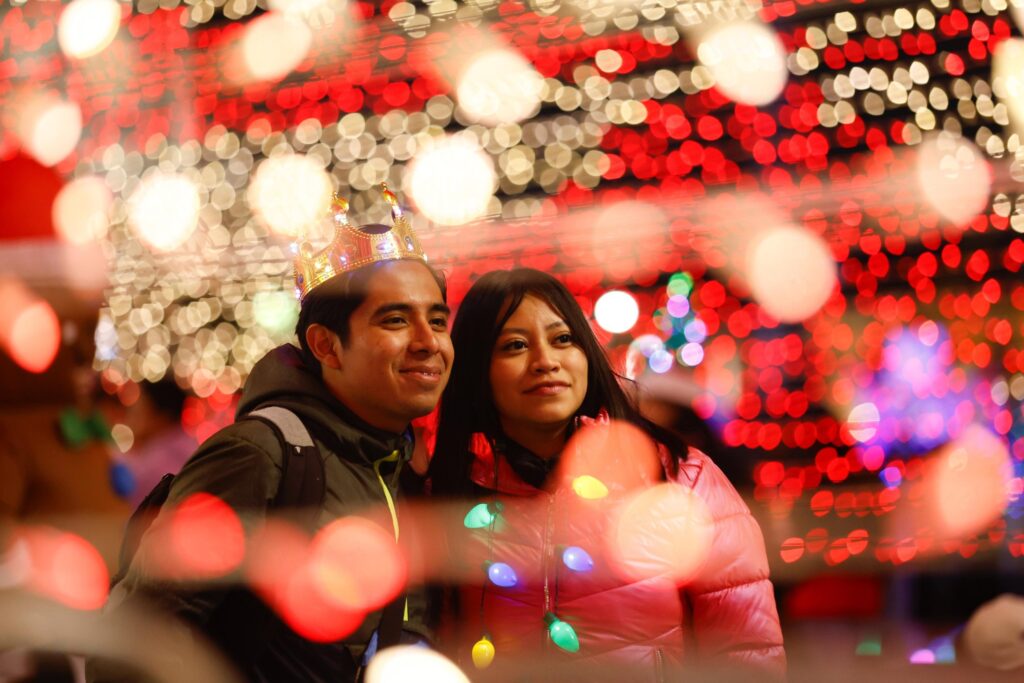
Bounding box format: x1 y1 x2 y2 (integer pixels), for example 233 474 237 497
678 450 786 679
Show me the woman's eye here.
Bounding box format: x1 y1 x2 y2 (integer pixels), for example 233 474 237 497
503 340 527 351
555 333 573 344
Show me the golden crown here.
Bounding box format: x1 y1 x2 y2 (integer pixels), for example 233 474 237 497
293 184 427 300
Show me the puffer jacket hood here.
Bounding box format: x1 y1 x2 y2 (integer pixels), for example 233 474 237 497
238 344 412 466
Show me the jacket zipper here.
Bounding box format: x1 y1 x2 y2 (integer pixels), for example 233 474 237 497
542 492 556 649
655 648 665 683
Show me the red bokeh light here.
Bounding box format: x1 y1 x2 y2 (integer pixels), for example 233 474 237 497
20 526 109 611
165 493 246 579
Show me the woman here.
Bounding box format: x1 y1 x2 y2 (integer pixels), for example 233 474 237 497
429 269 784 681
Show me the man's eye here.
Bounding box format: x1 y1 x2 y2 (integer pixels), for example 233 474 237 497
383 317 406 325
431 317 449 328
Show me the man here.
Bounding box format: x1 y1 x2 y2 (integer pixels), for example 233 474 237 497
87 186 453 682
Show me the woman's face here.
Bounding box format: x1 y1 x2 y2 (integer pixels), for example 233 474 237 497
489 294 589 444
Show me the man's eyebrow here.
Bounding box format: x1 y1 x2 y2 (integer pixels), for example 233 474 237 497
499 321 567 335
372 302 451 317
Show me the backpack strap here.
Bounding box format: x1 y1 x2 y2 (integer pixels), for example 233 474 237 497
246 406 325 529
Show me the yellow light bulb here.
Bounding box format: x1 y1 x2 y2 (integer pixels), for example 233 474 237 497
572 475 609 500
472 636 495 669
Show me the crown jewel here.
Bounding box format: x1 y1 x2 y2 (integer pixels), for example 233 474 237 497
293 183 427 300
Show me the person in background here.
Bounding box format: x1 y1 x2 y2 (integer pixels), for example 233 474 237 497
428 268 784 681
0 346 130 568
106 379 195 507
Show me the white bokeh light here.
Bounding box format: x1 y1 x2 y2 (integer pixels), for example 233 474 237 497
847 401 880 443
253 290 300 335
695 22 787 106
365 646 469 683
52 176 112 245
407 135 495 226
241 13 312 82
994 38 1024 133
16 96 82 167
746 225 836 323
456 48 544 126
128 172 201 252
915 132 991 226
58 0 121 59
249 154 333 238
594 290 640 334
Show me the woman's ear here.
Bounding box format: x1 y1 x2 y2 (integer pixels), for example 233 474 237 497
306 323 342 370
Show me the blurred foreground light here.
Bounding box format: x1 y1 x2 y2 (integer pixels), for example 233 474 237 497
456 48 543 126
0 278 60 374
15 95 82 167
915 133 991 227
20 526 108 610
746 225 836 323
365 645 469 683
268 0 337 18
407 136 495 226
128 172 200 251
561 420 661 494
309 517 407 612
249 154 333 238
167 493 245 579
594 290 639 334
58 0 121 59
241 13 312 82
847 402 880 443
609 483 713 583
695 22 787 106
53 176 112 245
247 520 362 643
589 201 665 269
931 425 1011 538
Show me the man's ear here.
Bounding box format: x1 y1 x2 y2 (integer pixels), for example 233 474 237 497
306 324 343 370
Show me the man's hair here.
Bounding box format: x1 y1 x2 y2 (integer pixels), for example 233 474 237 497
295 257 447 373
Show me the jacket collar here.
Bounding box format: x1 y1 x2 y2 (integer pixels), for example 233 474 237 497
468 411 610 495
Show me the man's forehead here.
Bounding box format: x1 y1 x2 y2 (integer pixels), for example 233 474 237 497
361 261 444 306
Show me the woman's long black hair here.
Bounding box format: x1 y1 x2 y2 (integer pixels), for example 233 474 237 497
428 268 688 497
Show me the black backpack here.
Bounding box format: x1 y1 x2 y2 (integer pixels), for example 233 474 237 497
112 405 326 587
110 405 406 667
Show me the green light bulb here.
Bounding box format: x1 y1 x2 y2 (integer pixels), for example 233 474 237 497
544 612 580 653
464 502 495 529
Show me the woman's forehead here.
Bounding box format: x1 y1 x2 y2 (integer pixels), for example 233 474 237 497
500 293 569 330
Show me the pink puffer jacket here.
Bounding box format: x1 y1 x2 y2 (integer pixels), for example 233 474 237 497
443 429 786 681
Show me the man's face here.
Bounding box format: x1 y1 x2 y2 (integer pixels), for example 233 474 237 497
323 260 453 433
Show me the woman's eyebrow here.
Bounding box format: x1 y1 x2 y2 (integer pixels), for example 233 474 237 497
499 321 567 335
